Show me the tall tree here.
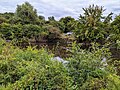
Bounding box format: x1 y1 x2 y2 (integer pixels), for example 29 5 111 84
110 15 120 42
15 2 38 24
74 5 113 43
59 16 76 33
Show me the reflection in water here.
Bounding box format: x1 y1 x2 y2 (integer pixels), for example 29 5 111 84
21 40 120 59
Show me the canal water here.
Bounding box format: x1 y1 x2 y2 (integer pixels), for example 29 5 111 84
21 40 120 59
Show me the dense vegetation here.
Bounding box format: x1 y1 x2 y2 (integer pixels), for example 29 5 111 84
0 39 120 90
0 2 120 90
0 3 120 45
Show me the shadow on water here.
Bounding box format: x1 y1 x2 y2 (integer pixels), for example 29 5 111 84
20 39 72 58
110 48 120 59
20 40 120 59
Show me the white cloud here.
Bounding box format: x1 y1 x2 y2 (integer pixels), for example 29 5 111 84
0 0 120 19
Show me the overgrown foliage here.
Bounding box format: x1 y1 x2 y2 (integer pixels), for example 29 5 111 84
110 15 120 43
0 39 72 90
74 5 113 43
0 23 48 44
67 42 120 89
0 40 120 90
0 2 120 90
59 16 76 33
15 2 38 24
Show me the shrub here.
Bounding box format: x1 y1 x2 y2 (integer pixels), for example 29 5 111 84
0 23 48 44
67 42 120 89
74 5 112 43
0 39 72 89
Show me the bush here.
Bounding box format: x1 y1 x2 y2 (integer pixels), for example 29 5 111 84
66 42 120 89
0 39 72 89
0 17 7 24
0 39 120 90
109 15 120 43
0 23 48 44
45 26 62 42
74 5 112 43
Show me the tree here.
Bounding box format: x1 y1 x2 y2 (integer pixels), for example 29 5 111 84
110 15 120 41
38 15 45 21
15 2 38 24
74 5 113 43
0 12 14 20
45 17 65 32
59 16 76 33
45 26 62 42
0 16 7 24
48 16 55 21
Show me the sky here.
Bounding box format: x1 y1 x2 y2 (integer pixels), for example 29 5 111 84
0 0 120 20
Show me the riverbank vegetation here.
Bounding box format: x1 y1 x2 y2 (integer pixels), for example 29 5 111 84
0 39 120 90
0 2 120 90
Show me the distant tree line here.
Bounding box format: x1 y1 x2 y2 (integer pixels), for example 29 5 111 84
0 2 119 46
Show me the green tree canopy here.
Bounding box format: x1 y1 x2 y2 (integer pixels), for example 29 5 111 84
48 16 55 21
15 2 38 24
110 15 120 41
45 17 65 32
74 5 113 43
59 16 76 33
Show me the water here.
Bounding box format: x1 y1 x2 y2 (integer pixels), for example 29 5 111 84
21 40 120 59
